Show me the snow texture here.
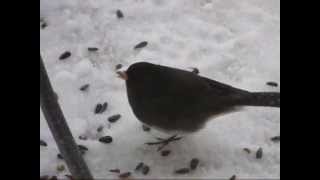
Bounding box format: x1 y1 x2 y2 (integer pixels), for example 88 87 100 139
40 0 280 179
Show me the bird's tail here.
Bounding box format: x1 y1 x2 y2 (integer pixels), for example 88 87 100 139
238 92 280 107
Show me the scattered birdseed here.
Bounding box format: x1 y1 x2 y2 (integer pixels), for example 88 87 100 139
79 135 87 140
134 41 148 49
174 168 190 174
109 169 120 173
59 51 71 60
161 150 171 156
256 147 263 159
116 10 124 19
190 158 199 170
135 162 144 171
108 114 121 123
115 64 123 70
95 102 108 114
79 84 89 91
119 172 131 178
97 125 104 132
270 136 280 142
40 139 47 147
266 81 278 87
57 153 63 160
88 47 99 52
243 148 251 154
99 136 113 144
142 165 150 175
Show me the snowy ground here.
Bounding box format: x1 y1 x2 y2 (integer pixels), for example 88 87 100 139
40 0 280 179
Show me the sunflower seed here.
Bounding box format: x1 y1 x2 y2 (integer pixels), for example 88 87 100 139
266 81 278 87
142 165 150 175
190 158 199 170
88 47 99 52
119 172 131 178
134 41 148 49
99 136 113 144
243 148 251 154
135 162 144 171
175 168 190 174
59 51 71 60
270 136 280 142
40 140 47 146
108 114 121 123
115 64 123 70
161 150 171 156
116 10 124 19
256 147 263 159
109 169 120 173
80 84 89 91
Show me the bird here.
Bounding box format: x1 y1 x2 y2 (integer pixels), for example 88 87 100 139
117 62 279 148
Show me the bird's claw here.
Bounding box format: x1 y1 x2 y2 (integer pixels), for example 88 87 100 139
145 135 182 151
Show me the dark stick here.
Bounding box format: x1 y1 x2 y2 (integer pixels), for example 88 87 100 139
40 55 94 180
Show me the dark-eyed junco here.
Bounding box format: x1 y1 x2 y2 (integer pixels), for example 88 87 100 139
118 62 279 143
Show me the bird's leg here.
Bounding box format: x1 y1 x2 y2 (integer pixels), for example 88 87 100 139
145 134 182 151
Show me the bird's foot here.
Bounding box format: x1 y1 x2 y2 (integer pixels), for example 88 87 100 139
145 134 182 151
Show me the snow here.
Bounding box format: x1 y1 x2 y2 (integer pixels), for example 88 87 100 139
40 0 280 179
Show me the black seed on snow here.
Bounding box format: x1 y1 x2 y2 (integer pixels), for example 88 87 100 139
41 22 47 29
135 162 144 171
190 158 199 170
88 47 99 52
95 102 107 114
119 172 131 178
256 147 263 159
78 144 89 151
243 148 251 154
142 125 151 132
142 165 150 175
161 150 171 156
109 169 120 173
134 41 148 49
97 125 104 132
95 103 102 114
230 175 237 180
59 51 71 60
270 136 280 142
79 135 87 140
57 153 63 159
108 114 121 123
99 136 113 144
115 64 123 70
116 10 124 19
40 140 47 146
175 168 190 174
266 81 278 87
101 102 108 113
79 84 89 91
191 68 199 74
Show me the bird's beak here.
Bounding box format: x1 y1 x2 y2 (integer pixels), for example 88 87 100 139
117 71 128 80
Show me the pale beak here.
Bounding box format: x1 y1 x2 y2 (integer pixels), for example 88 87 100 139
117 71 128 80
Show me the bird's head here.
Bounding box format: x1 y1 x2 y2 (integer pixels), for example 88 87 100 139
117 62 158 82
